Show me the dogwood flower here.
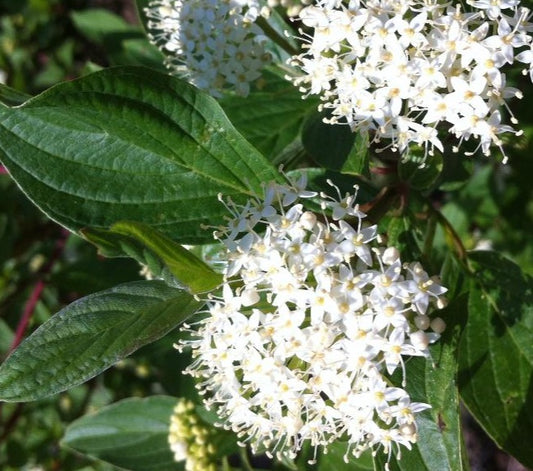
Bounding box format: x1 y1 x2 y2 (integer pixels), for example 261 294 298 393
180 178 447 465
145 0 272 97
291 0 533 161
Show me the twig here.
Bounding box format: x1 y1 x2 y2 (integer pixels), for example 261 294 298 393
8 228 69 353
0 229 69 445
0 404 23 443
256 16 300 56
426 204 473 274
9 280 45 352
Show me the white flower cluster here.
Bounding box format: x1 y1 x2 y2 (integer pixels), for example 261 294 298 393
168 399 217 471
291 0 533 161
145 0 272 97
181 178 447 463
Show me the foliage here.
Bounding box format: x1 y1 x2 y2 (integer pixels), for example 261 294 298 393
0 1 533 471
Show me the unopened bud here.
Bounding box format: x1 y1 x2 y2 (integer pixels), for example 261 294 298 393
410 330 429 350
414 314 430 330
430 317 446 334
241 288 260 306
300 211 317 230
382 246 400 265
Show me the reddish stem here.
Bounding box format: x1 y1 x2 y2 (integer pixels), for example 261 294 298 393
0 404 23 442
9 281 45 352
8 229 69 353
0 165 7 175
1 230 68 444
370 166 397 175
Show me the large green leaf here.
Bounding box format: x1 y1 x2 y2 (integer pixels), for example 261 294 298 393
374 297 468 471
220 69 317 159
0 66 280 244
82 221 224 294
0 83 31 107
109 221 222 294
63 396 180 471
0 281 202 402
459 251 533 468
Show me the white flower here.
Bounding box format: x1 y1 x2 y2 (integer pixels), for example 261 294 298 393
469 0 520 20
290 0 533 160
181 179 447 464
145 0 271 97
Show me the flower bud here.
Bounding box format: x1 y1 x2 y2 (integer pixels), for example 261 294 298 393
382 246 400 265
430 317 446 334
414 314 430 330
410 330 430 350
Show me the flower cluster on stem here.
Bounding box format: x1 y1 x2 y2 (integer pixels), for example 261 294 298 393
180 177 447 465
290 0 533 161
145 0 272 97
168 399 217 471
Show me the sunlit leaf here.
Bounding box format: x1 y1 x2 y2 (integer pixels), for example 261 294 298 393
0 67 280 244
0 281 201 401
459 251 533 468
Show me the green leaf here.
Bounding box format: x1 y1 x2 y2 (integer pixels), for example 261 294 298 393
63 395 180 471
0 281 202 402
439 253 466 302
71 9 137 42
0 318 14 354
398 151 443 191
436 152 473 192
302 112 370 176
71 9 166 70
0 66 281 244
385 215 422 261
342 130 370 176
456 166 499 227
110 221 223 294
459 251 533 468
115 37 168 70
82 222 224 293
0 83 31 107
316 444 373 470
220 69 317 159
374 297 468 471
82 226 182 289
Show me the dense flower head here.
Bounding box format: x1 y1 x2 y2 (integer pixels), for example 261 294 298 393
168 399 217 471
290 0 533 161
145 0 272 97
180 178 447 464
